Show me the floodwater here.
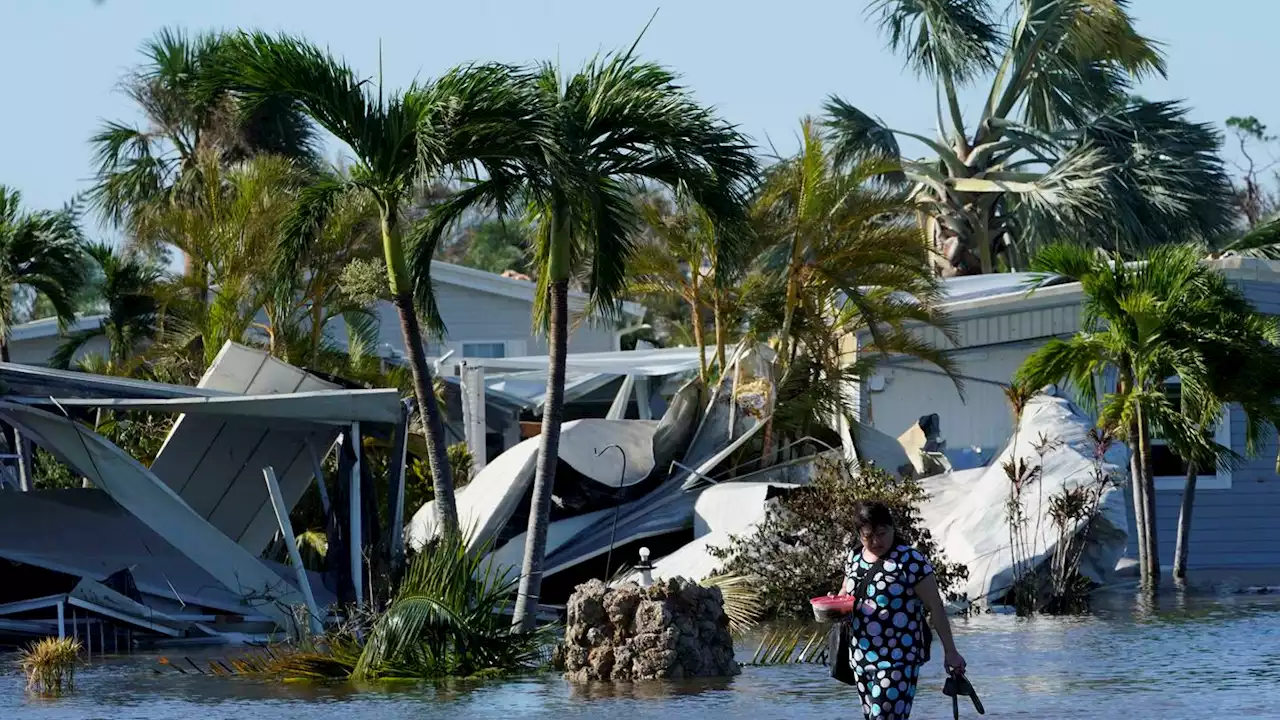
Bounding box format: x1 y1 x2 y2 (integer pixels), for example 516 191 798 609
5 592 1280 719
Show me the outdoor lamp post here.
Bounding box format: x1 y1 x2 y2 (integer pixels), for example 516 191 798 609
636 547 654 588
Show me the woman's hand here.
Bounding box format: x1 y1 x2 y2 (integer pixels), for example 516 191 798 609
944 647 967 676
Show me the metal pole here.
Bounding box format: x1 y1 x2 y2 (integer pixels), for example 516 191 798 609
57 601 65 639
16 434 32 492
387 400 410 577
307 443 331 516
349 423 363 606
594 445 627 581
263 466 324 635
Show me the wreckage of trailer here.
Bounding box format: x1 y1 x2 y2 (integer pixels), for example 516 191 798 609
0 337 1133 649
0 341 410 649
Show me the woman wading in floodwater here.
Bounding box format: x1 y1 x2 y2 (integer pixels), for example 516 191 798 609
839 500 966 720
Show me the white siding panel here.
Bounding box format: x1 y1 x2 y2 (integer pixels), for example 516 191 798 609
867 344 1037 450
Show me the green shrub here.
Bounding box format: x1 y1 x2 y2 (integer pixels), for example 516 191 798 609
709 457 968 618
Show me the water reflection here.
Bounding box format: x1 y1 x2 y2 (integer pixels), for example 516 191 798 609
3 593 1280 719
566 677 736 700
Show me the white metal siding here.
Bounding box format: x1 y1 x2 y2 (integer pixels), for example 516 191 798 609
858 278 1280 571
8 335 110 367
866 344 1033 449
326 286 620 362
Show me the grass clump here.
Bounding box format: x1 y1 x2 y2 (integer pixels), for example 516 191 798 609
20 637 82 695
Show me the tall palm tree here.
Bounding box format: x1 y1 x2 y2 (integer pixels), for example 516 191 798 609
746 119 960 456
51 242 163 370
424 50 758 630
825 0 1235 275
1014 242 1273 588
205 33 541 539
90 28 318 269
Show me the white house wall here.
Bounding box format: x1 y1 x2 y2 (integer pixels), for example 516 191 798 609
865 343 1036 452
8 334 110 367
333 286 619 363
855 271 1280 573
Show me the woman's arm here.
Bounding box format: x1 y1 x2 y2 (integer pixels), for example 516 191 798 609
915 575 966 674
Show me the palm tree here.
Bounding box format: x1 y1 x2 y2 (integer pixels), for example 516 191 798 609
137 151 303 368
627 195 721 381
90 28 318 269
1156 273 1280 580
0 187 86 486
51 242 162 371
0 188 86 362
205 33 541 540
746 119 960 457
826 0 1235 276
424 50 758 630
1014 242 1275 588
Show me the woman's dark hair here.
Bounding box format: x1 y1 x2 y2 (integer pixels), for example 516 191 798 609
853 500 895 533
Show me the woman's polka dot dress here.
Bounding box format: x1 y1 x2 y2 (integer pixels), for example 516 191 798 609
843 544 935 720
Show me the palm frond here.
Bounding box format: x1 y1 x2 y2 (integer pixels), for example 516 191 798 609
871 0 1003 83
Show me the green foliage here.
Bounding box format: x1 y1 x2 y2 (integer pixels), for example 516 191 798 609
0 187 87 342
51 242 163 370
89 27 319 233
828 1 1234 274
338 257 390 309
32 448 79 491
708 459 968 618
736 121 960 446
436 218 531 275
262 534 553 681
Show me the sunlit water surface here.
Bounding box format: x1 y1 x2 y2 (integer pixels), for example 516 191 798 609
5 593 1279 719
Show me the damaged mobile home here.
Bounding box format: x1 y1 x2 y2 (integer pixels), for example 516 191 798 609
0 341 406 649
411 336 1133 611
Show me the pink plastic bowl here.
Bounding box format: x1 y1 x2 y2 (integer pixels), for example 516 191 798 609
810 595 855 622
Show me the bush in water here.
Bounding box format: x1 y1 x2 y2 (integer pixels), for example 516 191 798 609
709 457 968 619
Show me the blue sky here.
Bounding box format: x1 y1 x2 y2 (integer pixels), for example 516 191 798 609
2 0 1274 223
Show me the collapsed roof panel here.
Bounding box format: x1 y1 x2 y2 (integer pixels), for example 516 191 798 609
0 403 308 629
145 342 400 556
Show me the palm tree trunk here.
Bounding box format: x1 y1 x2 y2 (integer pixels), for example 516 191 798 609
512 273 569 631
975 207 994 274
1173 463 1197 581
1136 408 1160 588
381 210 458 538
688 290 708 383
1127 418 1148 584
713 290 727 374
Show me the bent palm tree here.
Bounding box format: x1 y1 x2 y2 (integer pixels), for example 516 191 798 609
747 119 960 455
206 33 540 539
425 50 758 630
828 0 1234 275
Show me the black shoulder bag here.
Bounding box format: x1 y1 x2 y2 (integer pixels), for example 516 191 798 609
827 553 885 685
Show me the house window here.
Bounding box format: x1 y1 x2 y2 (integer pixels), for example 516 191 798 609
1150 378 1232 491
462 342 507 359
